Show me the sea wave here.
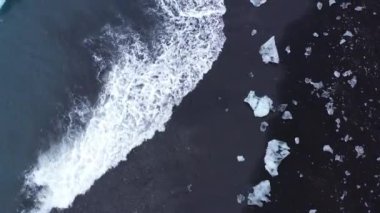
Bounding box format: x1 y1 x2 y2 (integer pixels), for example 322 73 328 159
23 0 226 212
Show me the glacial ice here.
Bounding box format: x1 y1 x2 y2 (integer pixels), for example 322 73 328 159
244 91 273 117
247 180 271 207
282 111 293 120
237 155 246 162
259 36 279 64
260 121 269 132
250 0 267 7
323 145 334 154
264 139 290 177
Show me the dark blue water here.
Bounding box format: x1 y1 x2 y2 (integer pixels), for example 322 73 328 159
0 0 116 211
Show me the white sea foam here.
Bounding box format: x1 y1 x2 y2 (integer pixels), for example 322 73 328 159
23 0 226 212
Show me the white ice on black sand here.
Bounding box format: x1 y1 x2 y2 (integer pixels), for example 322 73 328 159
264 139 290 177
247 180 271 207
260 36 279 64
244 91 273 117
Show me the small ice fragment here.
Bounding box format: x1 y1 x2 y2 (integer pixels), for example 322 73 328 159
355 146 365 158
377 157 380 161
305 47 312 57
343 31 354 37
340 191 348 200
309 210 317 213
305 78 324 89
354 6 365 11
348 76 357 88
335 155 344 162
292 100 298 106
340 39 346 45
237 155 245 162
345 170 351 176
294 137 300 144
334 71 341 78
329 0 336 6
247 180 271 207
323 145 334 154
187 184 192 192
260 121 269 132
282 111 293 120
285 45 291 54
325 101 334 115
260 36 279 64
237 194 246 204
250 0 267 7
277 104 288 112
264 139 290 176
244 91 273 117
341 2 351 9
342 70 352 77
251 29 258 36
317 2 323 10
249 72 254 78
313 32 319 37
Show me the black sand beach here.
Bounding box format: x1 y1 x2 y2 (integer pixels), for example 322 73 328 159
61 0 380 213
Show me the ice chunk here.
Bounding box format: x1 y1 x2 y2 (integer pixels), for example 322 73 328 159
277 104 288 112
260 36 279 64
247 180 271 207
317 2 323 10
260 121 269 132
340 39 346 45
355 146 365 158
348 76 357 88
309 210 317 213
313 32 319 37
305 47 312 57
294 137 300 144
354 6 365 11
237 155 245 162
282 111 293 120
250 0 267 7
342 70 352 77
251 29 258 36
329 0 336 6
334 71 341 78
323 145 334 154
325 101 334 115
264 139 290 176
244 91 273 117
343 31 354 37
305 78 324 90
285 45 291 54
335 155 344 162
237 194 245 204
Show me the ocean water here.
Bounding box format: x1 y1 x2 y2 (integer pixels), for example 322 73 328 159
1 0 226 212
0 0 117 212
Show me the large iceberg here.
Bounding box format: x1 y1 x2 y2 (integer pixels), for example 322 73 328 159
244 91 273 117
247 180 271 207
264 139 290 176
259 36 279 64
